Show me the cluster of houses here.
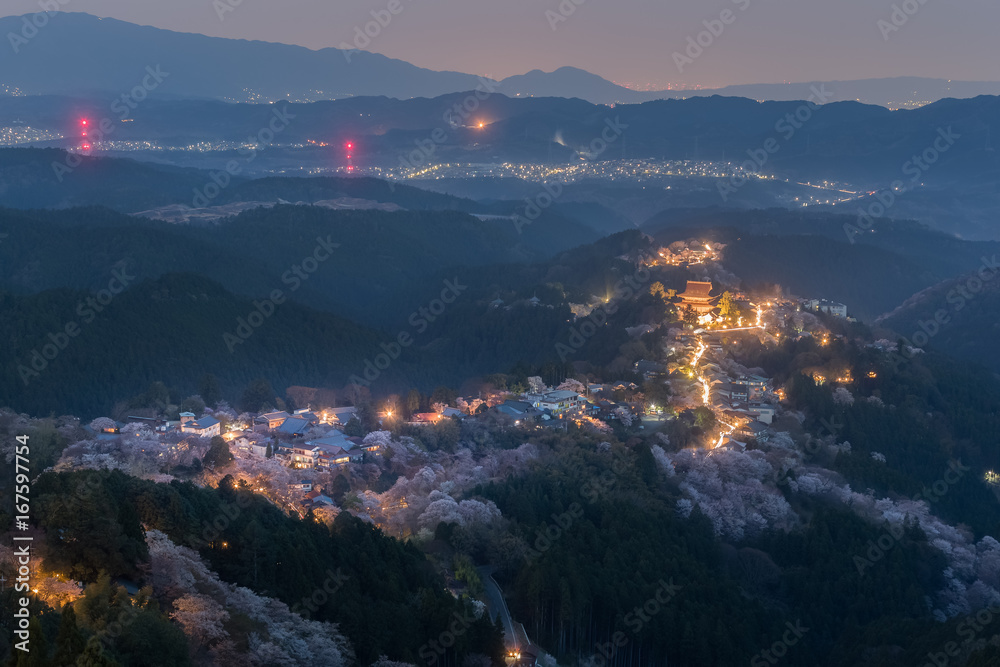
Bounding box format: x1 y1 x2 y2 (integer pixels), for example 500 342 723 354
286 479 339 511
229 407 384 469
802 298 848 318
651 240 723 267
405 407 465 424
674 331 779 448
85 413 223 440
494 383 650 427
495 389 587 424
90 406 385 472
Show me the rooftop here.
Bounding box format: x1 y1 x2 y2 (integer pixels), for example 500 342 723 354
679 281 714 300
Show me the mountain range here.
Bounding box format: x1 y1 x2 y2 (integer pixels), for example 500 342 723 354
2 13 999 108
5 85 1000 240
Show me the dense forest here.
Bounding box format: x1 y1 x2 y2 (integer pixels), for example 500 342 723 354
0 227 673 417
879 266 1000 373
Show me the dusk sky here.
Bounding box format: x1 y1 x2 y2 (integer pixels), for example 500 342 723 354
2 0 997 88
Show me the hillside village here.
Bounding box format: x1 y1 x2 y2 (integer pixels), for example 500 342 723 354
61 241 856 527
14 234 1000 667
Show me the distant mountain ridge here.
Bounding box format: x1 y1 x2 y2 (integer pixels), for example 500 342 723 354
1 13 998 108
0 12 484 101
494 67 1000 109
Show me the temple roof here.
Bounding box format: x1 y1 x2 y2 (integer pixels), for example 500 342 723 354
679 281 714 301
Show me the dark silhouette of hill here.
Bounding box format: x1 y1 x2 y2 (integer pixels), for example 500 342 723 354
2 14 997 106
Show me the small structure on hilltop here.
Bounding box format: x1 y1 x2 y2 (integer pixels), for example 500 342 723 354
803 298 848 318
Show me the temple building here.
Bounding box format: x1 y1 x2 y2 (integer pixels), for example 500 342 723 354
677 280 718 314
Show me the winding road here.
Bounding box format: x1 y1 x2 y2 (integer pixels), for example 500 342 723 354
477 566 543 665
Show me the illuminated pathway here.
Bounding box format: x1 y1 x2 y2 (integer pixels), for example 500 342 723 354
687 302 771 449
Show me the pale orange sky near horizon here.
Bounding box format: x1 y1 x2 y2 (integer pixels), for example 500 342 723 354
1 0 996 88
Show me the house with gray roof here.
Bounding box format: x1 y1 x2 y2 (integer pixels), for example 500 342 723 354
181 416 221 438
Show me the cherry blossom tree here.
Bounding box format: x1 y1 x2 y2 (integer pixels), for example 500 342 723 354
650 445 675 476
88 417 117 432
614 407 634 427
832 387 854 406
557 379 586 395
672 448 796 540
146 530 351 666
171 594 230 646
